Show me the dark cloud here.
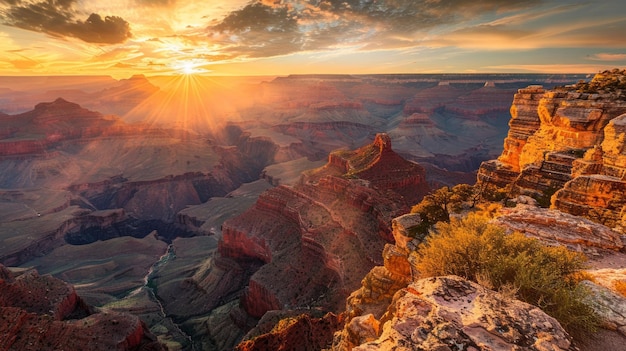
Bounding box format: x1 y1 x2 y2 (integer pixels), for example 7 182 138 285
210 2 302 58
208 0 544 59
0 0 131 44
213 2 298 34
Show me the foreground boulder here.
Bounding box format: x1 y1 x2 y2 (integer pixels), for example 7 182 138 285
341 276 571 351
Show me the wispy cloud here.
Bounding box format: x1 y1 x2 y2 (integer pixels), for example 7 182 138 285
485 64 610 73
589 53 626 61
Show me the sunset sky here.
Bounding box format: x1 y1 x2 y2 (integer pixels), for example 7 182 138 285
0 0 625 77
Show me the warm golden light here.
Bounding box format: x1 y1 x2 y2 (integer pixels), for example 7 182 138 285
171 60 208 76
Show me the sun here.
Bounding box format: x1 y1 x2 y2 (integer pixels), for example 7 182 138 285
172 59 208 75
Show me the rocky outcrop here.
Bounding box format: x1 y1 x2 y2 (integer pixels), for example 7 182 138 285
323 133 429 205
219 134 429 327
342 276 571 351
494 204 624 252
581 281 626 336
341 213 419 327
0 264 164 351
235 311 344 351
478 70 626 228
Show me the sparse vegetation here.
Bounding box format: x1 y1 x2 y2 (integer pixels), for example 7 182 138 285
558 69 626 96
411 214 600 338
410 184 480 236
614 280 626 297
536 185 559 208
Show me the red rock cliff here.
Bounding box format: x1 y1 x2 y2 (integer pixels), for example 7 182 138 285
219 133 430 321
478 69 626 229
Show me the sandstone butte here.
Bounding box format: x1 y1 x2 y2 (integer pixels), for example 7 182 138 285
477 69 626 230
190 133 430 345
0 264 165 351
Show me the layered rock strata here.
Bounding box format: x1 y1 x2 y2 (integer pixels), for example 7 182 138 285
494 204 624 252
332 213 420 350
0 264 164 351
235 311 344 351
478 70 626 229
219 134 429 329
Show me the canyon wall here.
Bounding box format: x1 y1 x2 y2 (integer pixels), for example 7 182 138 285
209 134 430 345
478 69 626 229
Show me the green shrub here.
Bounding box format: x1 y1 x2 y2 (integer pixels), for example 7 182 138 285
411 214 599 339
410 184 481 237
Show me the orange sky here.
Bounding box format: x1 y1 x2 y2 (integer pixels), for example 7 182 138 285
1 0 625 77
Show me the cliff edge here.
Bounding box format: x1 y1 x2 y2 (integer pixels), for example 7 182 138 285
478 69 626 230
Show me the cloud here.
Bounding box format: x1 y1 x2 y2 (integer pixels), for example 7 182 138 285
135 0 176 7
589 53 626 61
0 0 132 44
206 0 544 59
432 24 535 49
209 2 302 58
9 58 39 69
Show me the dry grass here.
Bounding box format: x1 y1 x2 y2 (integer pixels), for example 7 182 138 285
614 281 626 297
412 214 600 339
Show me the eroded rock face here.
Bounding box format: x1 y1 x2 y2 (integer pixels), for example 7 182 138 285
346 276 571 351
342 213 420 324
220 134 429 325
332 213 420 351
0 264 164 351
478 70 626 228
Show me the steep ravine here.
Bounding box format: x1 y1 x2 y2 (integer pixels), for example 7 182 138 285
129 243 196 349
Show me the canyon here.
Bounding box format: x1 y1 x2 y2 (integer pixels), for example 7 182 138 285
0 73 592 349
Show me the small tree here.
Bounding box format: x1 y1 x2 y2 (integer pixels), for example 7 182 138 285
410 184 480 236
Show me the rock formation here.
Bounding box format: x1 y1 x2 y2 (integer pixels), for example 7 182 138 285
235 310 344 351
342 276 572 351
494 204 624 252
331 213 419 350
0 264 164 350
331 210 599 351
581 281 626 336
213 134 429 345
478 69 626 229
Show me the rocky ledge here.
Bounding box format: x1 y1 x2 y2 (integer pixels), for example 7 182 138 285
494 203 625 252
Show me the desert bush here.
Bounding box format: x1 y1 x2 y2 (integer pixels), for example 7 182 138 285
411 214 599 338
